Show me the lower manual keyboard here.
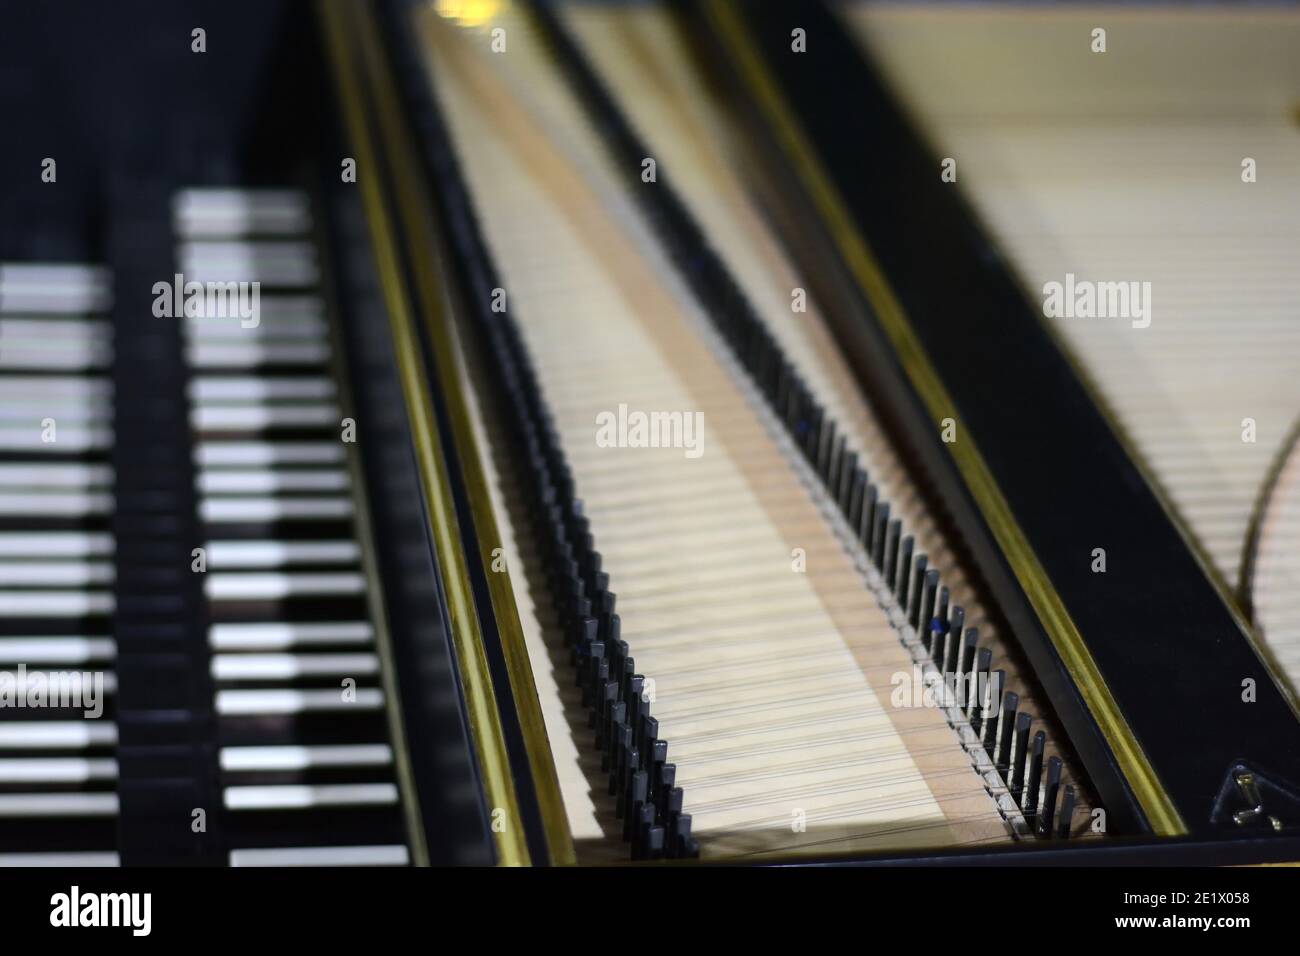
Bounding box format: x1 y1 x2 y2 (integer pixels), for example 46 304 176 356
0 263 120 866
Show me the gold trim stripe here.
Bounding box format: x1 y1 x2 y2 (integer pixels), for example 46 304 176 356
703 0 1186 837
352 1 577 866
319 0 531 865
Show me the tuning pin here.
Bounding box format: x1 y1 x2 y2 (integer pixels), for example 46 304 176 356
827 433 845 489
943 606 965 676
592 679 617 737
623 770 649 841
625 675 646 729
1037 756 1063 839
774 359 791 410
956 629 978 706
883 520 902 588
578 639 605 691
930 618 947 671
606 721 631 787
982 670 1005 754
598 603 619 640
782 365 800 421
1009 712 1032 804
803 406 823 461
607 640 628 688
672 814 696 858
996 692 1018 779
641 824 666 861
1023 730 1046 824
968 647 992 732
642 717 663 773
628 799 654 858
896 536 914 606
915 561 935 634
848 469 866 531
786 376 803 430
659 777 682 822
817 419 835 477
570 615 598 657
838 452 858 515
859 483 878 552
582 549 603 590
1057 785 1076 840
600 699 625 758
871 502 891 569
632 804 656 854
935 585 950 636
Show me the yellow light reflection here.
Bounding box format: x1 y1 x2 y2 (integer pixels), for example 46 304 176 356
433 0 502 28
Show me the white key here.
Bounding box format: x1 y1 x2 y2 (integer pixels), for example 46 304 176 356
0 400 112 424
0 852 119 867
197 469 349 494
200 497 354 523
0 262 110 293
205 540 360 568
0 532 113 557
0 464 113 487
242 294 322 320
173 189 311 238
0 264 111 313
0 591 113 616
0 669 116 695
178 240 319 286
0 722 118 749
0 427 111 451
220 744 392 771
209 622 373 650
216 687 383 714
185 315 326 340
0 492 112 516
0 561 113 587
224 783 398 810
0 318 111 341
0 758 117 784
191 403 340 431
0 374 111 398
196 441 344 466
0 637 115 664
190 376 335 402
0 793 119 816
229 845 407 867
187 341 330 367
177 238 313 265
205 572 366 600
0 347 112 371
211 653 378 680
